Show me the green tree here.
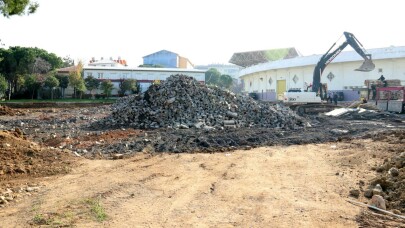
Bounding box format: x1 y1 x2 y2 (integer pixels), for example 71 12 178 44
205 68 221 86
0 47 63 99
0 0 39 17
44 75 59 100
55 74 69 98
100 80 114 99
62 55 74 67
119 79 137 96
133 81 141 94
68 61 84 98
76 79 86 99
0 47 35 98
218 74 233 89
85 75 100 98
24 74 42 99
0 74 7 99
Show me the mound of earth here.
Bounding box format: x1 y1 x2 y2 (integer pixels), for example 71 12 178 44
0 105 24 116
0 129 76 181
105 74 303 130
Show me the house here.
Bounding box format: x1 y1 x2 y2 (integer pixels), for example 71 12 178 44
142 50 194 69
83 60 205 94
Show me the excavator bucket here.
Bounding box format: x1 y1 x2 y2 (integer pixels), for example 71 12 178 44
355 59 375 72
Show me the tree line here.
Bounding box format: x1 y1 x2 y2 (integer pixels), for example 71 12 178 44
0 46 140 100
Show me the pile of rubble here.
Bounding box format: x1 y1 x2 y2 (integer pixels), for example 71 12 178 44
366 155 405 213
0 184 42 208
360 130 405 214
105 75 302 130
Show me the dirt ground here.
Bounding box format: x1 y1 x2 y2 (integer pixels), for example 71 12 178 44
0 105 405 227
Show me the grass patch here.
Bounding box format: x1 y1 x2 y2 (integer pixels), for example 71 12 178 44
85 198 107 222
32 213 53 225
29 197 107 226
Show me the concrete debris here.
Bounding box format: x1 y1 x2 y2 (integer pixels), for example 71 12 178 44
370 195 387 210
325 108 371 117
106 75 303 130
0 185 42 207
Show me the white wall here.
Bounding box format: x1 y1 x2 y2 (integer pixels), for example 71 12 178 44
83 67 205 93
241 58 405 93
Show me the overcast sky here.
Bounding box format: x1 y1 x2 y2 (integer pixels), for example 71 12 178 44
1 0 404 66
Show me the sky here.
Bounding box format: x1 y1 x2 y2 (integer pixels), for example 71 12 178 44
1 0 404 67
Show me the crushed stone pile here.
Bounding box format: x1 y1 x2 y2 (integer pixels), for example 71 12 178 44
105 74 303 130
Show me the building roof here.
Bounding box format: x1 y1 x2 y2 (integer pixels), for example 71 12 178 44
229 47 301 67
239 46 405 78
83 65 206 73
56 65 78 73
143 50 178 58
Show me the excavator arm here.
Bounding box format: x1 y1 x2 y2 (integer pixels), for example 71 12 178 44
312 32 375 96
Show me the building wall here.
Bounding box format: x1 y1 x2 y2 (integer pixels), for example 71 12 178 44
178 56 193 69
241 58 405 101
143 51 178 68
82 67 205 94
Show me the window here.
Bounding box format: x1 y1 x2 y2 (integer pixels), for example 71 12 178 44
87 72 93 77
98 73 104 79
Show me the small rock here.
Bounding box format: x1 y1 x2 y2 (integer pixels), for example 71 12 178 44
349 189 360 198
388 167 399 177
113 154 124 160
330 129 349 135
372 188 383 196
376 166 385 172
364 189 373 198
392 209 401 215
370 195 386 210
26 187 36 192
179 124 189 129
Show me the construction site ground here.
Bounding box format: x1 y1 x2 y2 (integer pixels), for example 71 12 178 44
1 105 405 227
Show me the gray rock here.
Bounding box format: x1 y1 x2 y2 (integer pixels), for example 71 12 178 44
349 189 360 198
388 167 399 177
364 189 373 198
179 124 189 129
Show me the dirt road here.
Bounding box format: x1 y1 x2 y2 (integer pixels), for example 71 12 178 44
1 140 385 227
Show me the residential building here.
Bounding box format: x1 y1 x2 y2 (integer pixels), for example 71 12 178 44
83 64 205 94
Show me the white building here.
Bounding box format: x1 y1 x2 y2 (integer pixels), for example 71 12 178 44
83 64 205 94
240 46 405 101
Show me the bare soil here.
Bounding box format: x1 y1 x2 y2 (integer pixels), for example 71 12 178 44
0 106 404 227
